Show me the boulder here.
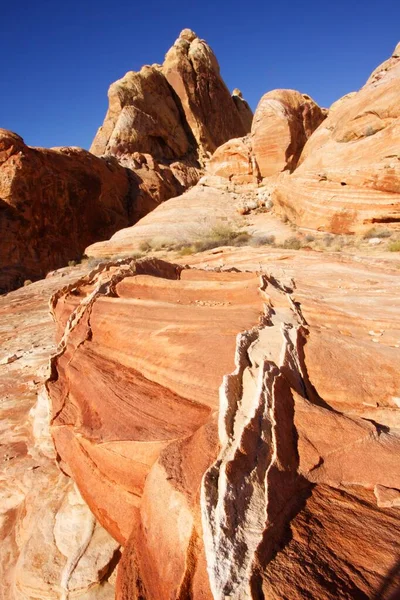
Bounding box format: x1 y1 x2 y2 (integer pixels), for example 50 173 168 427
206 89 326 184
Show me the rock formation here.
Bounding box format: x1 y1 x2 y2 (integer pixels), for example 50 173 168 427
45 251 400 599
0 129 132 291
273 42 400 233
91 29 253 166
207 89 326 184
0 263 120 600
0 30 252 293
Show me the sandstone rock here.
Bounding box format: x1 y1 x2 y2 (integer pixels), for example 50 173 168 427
0 130 133 292
206 89 325 185
0 264 120 600
232 89 254 133
273 42 400 233
91 29 253 167
46 250 400 599
251 89 327 178
0 129 193 291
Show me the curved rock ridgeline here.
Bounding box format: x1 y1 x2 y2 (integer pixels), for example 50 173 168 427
207 89 326 184
273 42 400 233
46 254 400 599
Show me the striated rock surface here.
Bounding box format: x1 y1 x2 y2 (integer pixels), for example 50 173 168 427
91 29 252 167
0 264 120 600
207 89 326 184
273 42 400 233
46 250 400 599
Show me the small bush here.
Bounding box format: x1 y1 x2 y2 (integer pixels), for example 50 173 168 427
363 227 392 239
68 260 77 267
304 234 315 243
178 246 195 256
322 235 334 247
281 236 301 250
23 279 33 287
139 240 152 252
388 240 400 252
251 235 276 247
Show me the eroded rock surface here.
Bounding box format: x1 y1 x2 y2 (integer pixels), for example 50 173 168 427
207 89 326 184
0 265 120 600
0 130 133 292
273 42 400 233
46 252 400 599
91 29 252 167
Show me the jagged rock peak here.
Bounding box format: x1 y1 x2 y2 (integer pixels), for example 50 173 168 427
179 27 198 42
90 29 253 166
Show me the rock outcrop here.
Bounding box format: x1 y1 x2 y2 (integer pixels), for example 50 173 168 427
46 251 400 599
0 264 120 600
207 89 326 184
0 130 189 292
273 42 400 233
91 29 253 166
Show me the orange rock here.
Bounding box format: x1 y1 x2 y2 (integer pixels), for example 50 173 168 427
0 130 135 292
46 250 400 599
273 42 400 233
251 89 326 178
91 29 253 167
206 89 325 185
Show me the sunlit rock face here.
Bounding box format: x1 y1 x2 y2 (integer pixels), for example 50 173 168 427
0 130 134 292
91 29 253 167
207 89 326 185
273 42 400 234
46 252 400 600
0 265 120 600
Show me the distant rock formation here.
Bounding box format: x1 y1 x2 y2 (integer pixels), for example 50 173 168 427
91 29 253 166
273 42 400 233
1 30 252 292
207 89 326 183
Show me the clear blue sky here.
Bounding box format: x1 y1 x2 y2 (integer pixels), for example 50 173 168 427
1 0 399 149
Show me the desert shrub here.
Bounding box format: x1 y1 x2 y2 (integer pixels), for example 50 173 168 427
68 260 77 267
139 240 152 252
388 240 400 252
304 234 315 243
191 224 250 252
322 235 334 247
281 236 301 250
363 227 392 239
23 279 33 286
251 235 276 247
178 246 195 256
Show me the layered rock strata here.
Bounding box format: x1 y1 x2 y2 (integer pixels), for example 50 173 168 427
46 253 400 599
273 42 400 233
0 264 120 600
207 89 326 184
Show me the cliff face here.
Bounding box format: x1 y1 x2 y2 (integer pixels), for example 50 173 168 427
0 130 132 292
90 29 253 166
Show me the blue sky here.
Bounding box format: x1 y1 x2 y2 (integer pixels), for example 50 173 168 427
1 0 399 149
